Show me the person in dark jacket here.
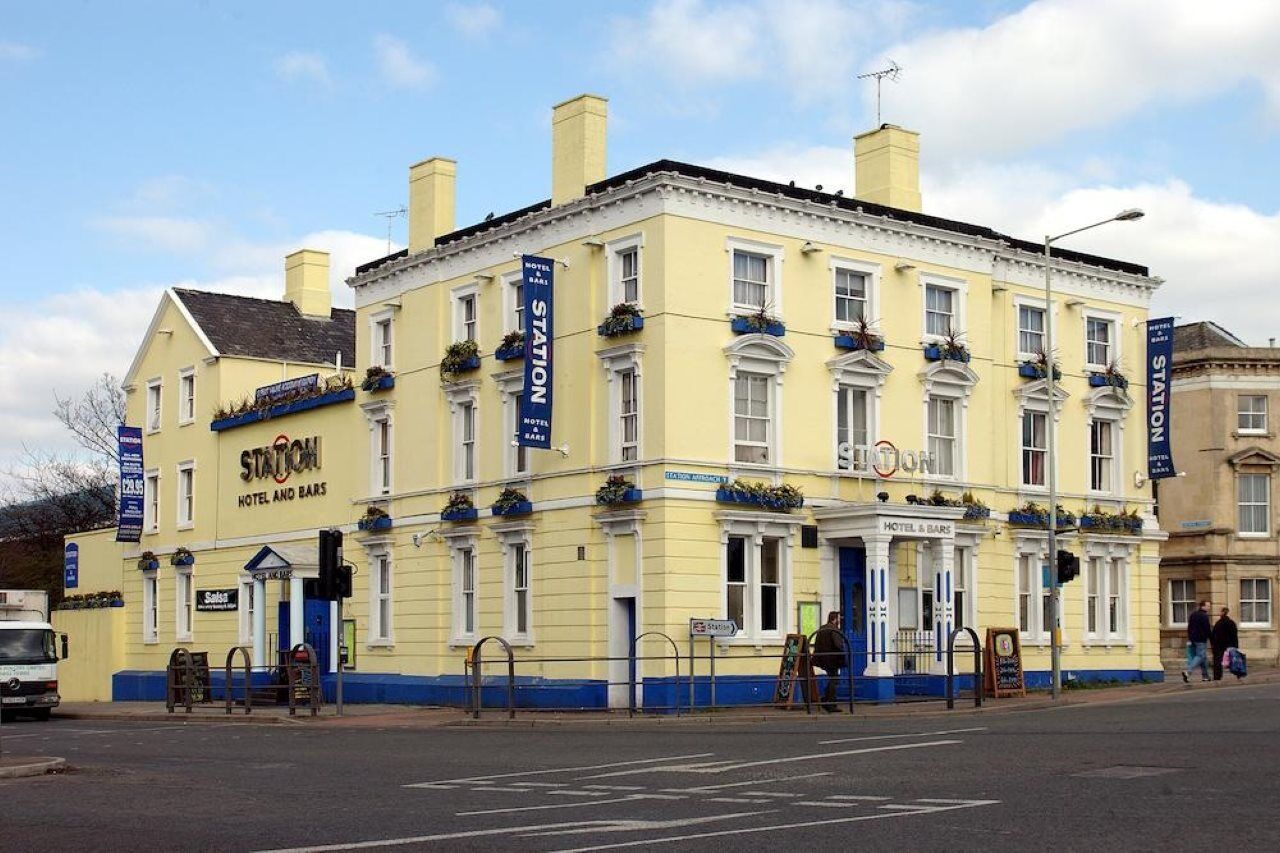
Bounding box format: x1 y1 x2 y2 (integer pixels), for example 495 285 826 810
1182 599 1212 683
1210 606 1239 681
813 611 849 712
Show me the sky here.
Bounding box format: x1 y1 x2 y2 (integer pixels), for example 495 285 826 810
1 0 1279 479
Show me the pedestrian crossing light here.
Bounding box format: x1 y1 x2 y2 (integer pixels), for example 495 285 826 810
1056 549 1080 585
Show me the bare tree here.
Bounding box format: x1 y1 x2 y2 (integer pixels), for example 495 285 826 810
53 372 126 466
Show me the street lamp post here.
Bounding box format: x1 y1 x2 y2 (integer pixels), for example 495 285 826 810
1044 208 1144 700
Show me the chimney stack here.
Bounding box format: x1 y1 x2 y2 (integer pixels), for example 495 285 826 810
551 94 608 206
408 156 457 254
854 124 922 213
284 249 331 317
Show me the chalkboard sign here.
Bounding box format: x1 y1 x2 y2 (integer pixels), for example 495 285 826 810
984 627 1025 698
773 633 816 708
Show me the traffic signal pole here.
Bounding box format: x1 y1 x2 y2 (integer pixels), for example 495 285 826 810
1045 233 1062 701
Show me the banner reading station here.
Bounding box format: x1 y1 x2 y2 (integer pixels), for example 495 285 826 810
519 254 554 449
1146 316 1176 479
115 425 144 542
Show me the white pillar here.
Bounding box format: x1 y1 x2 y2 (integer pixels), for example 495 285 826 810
289 576 305 651
931 541 956 674
863 534 893 678
252 577 267 668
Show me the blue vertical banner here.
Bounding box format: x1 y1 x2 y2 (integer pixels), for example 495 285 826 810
64 542 79 589
519 255 554 449
1146 317 1177 480
116 425 145 542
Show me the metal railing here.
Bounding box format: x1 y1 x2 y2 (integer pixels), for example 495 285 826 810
224 646 253 715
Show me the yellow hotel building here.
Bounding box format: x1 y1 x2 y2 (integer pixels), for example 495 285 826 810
63 94 1167 707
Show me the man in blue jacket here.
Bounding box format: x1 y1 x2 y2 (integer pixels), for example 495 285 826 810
1182 599 1212 683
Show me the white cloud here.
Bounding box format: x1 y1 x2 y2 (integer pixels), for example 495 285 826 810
608 0 765 84
0 41 40 62
91 215 215 254
446 2 502 37
374 35 436 89
274 50 332 86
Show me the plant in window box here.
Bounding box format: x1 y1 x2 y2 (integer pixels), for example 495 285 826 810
491 486 532 516
358 505 393 531
441 492 478 521
495 329 526 361
834 317 886 352
1120 506 1143 533
925 489 963 507
361 365 395 392
441 339 481 377
170 546 195 567
1089 360 1129 389
960 491 990 520
137 550 160 571
1018 347 1062 380
595 474 643 506
730 304 786 337
923 329 970 363
597 302 645 337
107 589 124 607
716 478 803 511
1010 502 1077 528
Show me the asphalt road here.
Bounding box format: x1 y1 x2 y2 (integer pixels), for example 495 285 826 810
3 682 1279 852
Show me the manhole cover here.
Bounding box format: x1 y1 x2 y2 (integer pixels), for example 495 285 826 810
1072 766 1181 779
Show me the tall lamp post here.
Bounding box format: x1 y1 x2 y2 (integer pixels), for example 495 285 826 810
1045 208 1144 700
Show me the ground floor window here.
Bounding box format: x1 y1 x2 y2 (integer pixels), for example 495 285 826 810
447 535 480 644
1016 546 1050 640
723 527 791 639
1241 578 1272 626
143 570 159 643
239 578 255 646
175 567 193 641
370 553 393 643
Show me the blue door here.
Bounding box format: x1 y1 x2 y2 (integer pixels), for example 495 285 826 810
278 598 332 673
838 547 868 677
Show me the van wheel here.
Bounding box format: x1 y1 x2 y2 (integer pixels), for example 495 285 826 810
32 707 52 721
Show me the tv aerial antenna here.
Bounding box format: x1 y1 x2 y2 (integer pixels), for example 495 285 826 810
374 206 407 255
857 59 901 126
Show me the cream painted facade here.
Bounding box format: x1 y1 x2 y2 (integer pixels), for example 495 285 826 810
65 94 1167 706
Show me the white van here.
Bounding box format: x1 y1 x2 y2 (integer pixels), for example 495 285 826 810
1 591 64 721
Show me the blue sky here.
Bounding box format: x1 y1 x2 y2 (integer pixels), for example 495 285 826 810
1 0 1278 475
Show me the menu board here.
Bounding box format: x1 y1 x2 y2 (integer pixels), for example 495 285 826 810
984 627 1025 698
773 633 816 708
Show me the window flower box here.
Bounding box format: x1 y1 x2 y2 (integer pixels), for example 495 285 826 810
211 385 356 432
137 552 160 571
441 340 482 377
596 475 643 506
1007 510 1047 527
170 547 195 567
598 304 645 337
1019 361 1061 380
715 479 804 511
923 343 971 363
963 503 991 520
1089 370 1129 389
1008 504 1076 528
358 515 393 531
492 500 533 517
441 506 479 522
833 334 885 352
731 316 786 337
362 366 395 392
495 330 525 362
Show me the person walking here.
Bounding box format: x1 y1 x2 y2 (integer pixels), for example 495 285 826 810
1210 606 1239 682
1182 599 1212 683
813 611 848 712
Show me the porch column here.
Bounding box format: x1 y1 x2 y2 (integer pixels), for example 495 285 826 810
289 576 305 651
863 534 894 678
931 541 956 674
252 576 267 668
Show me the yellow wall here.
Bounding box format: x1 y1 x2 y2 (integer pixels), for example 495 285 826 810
51 608 125 702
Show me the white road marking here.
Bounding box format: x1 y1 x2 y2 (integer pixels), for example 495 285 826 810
582 785 645 791
796 801 857 808
829 795 892 801
475 786 532 793
545 799 1002 852
685 740 963 774
254 820 622 852
457 797 639 817
917 798 985 804
512 781 566 787
707 797 764 804
548 791 613 798
629 794 686 800
403 753 715 788
523 813 770 839
818 726 987 745
877 804 930 812
740 792 802 798
670 772 834 793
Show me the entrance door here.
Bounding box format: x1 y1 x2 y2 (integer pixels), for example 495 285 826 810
607 597 637 710
838 547 868 676
278 598 332 673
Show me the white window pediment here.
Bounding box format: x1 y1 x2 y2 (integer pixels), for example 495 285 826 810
723 335 794 378
1229 446 1280 469
492 369 524 399
597 342 645 377
918 359 978 403
1014 377 1069 419
1084 384 1132 420
360 399 395 424
443 378 481 412
826 349 893 390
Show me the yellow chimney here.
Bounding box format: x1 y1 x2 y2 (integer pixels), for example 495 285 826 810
854 125 922 213
551 94 608 206
284 249 331 318
408 156 457 254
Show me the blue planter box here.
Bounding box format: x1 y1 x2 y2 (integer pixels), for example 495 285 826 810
730 316 786 337
962 504 991 520
171 555 195 567
599 488 644 506
358 515 393 531
1019 362 1060 380
1007 511 1047 527
444 355 481 373
597 315 645 337
833 335 885 352
923 344 970 363
715 487 803 511
441 506 479 522
495 344 524 362
492 500 533 517
138 560 160 571
109 600 125 607
211 387 356 432
363 374 395 391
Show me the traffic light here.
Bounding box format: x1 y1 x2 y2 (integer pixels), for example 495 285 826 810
316 528 343 600
1056 549 1080 584
335 564 353 599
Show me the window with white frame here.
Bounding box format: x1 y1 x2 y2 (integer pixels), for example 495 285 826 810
375 416 392 495
1240 578 1271 626
1085 316 1114 368
146 379 162 432
954 547 973 630
1021 410 1048 487
734 373 771 464
456 400 477 483
608 236 643 306
143 570 159 643
512 543 530 636
371 552 393 643
1108 559 1124 636
460 547 477 636
239 578 255 645
924 283 957 337
144 470 160 533
178 368 195 425
833 268 868 325
733 250 770 310
1089 419 1116 493
725 336 792 468
176 462 194 528
836 386 870 470
1018 304 1047 357
510 392 528 475
727 532 783 630
503 272 525 333
446 534 480 644
372 313 394 368
1083 548 1129 641
453 286 479 342
1238 395 1268 434
175 567 193 640
619 369 639 462
1016 547 1050 640
927 396 957 477
495 532 533 643
1086 557 1101 636
1238 473 1270 535
598 344 644 466
1169 579 1196 626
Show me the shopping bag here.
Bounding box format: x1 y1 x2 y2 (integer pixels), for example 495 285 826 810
1228 648 1247 677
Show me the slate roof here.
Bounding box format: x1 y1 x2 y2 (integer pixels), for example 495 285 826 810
1174 321 1247 352
173 288 355 367
354 159 1149 278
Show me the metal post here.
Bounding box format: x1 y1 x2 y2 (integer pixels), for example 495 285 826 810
336 597 344 717
1045 233 1062 700
688 636 696 711
709 641 716 710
